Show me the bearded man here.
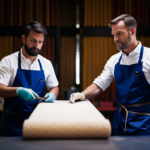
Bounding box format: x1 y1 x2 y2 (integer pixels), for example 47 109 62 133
0 21 59 136
70 14 150 135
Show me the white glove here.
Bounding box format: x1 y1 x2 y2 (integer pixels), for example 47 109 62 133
70 92 85 103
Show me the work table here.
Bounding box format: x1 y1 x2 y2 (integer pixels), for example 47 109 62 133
0 136 150 150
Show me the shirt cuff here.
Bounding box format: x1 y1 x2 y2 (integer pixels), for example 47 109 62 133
93 77 109 91
46 83 59 92
0 81 8 86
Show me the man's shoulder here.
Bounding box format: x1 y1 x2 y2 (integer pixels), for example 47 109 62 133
2 51 19 61
143 46 150 59
108 51 121 62
111 51 121 57
103 51 121 67
143 46 150 51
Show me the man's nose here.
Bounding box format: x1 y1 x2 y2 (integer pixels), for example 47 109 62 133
34 42 40 48
114 35 118 42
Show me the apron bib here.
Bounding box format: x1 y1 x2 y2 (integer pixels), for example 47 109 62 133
113 46 150 135
1 51 45 136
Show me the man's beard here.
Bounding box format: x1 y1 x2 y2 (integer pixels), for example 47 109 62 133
24 42 41 56
115 32 132 51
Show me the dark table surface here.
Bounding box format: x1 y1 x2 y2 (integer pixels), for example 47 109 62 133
0 136 150 150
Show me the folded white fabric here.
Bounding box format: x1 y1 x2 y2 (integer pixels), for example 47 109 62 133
70 92 85 103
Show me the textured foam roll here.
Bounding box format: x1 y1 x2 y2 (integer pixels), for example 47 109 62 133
23 100 111 139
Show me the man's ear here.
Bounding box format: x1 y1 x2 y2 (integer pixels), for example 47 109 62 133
22 35 26 44
130 28 136 36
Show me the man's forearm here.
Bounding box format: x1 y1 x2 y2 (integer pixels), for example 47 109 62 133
82 83 101 99
0 83 18 97
49 86 59 99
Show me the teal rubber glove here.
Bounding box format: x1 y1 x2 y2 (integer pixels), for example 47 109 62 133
16 87 39 101
44 93 55 103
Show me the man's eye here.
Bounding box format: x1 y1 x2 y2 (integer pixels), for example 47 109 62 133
118 32 121 35
39 41 43 44
31 39 35 42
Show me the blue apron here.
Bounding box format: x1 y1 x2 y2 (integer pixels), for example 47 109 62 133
1 51 45 136
113 46 150 135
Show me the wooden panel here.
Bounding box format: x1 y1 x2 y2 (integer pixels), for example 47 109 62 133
83 37 88 89
107 0 111 26
103 37 108 65
26 0 30 24
29 0 33 23
104 0 108 27
99 37 104 72
84 0 88 26
92 0 96 27
92 37 96 80
0 0 4 26
36 0 40 22
39 0 43 24
87 0 92 26
60 37 75 99
19 0 22 26
95 0 99 26
46 0 50 26
95 37 100 77
99 0 104 26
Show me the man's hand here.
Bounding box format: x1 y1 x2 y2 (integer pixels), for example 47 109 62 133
44 93 55 103
70 92 85 103
16 87 39 101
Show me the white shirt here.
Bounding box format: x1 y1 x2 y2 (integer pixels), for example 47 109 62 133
93 41 150 91
0 48 59 91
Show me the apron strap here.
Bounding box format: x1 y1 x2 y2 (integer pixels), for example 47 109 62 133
117 45 144 64
18 51 21 69
118 55 122 64
125 101 150 107
38 59 44 71
18 51 43 71
117 102 128 133
4 109 20 115
128 110 150 116
138 45 144 63
118 100 150 133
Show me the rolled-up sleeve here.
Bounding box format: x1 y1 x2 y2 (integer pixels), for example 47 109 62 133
93 56 114 91
45 62 59 91
0 58 12 86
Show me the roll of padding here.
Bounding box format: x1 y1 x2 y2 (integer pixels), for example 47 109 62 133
23 100 111 139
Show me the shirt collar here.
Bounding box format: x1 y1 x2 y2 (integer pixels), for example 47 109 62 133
20 47 39 61
121 41 142 57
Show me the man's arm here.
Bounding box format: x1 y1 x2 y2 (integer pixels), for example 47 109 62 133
0 83 39 101
70 55 114 103
82 83 101 99
0 83 17 97
49 86 59 99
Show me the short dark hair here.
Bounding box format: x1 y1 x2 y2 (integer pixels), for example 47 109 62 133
108 14 137 32
24 21 48 38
